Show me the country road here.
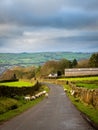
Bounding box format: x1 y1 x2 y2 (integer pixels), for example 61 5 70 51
0 84 95 130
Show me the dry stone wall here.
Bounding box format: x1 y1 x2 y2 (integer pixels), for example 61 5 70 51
68 82 98 109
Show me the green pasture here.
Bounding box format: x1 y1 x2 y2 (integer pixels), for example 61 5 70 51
75 80 98 89
59 76 98 82
0 81 36 87
59 76 98 89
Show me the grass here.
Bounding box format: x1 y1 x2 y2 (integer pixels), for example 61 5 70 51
0 96 44 123
75 81 98 89
59 76 98 82
0 81 35 87
59 76 98 89
0 98 19 114
0 83 49 123
63 84 98 124
70 94 98 124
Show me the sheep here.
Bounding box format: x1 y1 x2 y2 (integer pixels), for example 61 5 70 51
64 89 67 92
45 93 48 98
70 90 78 97
42 90 46 95
35 91 48 98
71 90 75 96
38 92 43 97
24 90 48 101
31 96 36 100
24 96 31 101
35 94 40 98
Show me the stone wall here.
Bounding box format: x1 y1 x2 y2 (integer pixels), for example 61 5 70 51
68 82 98 109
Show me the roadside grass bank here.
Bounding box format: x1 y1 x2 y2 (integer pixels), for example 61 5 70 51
56 76 98 127
63 83 98 126
0 96 44 123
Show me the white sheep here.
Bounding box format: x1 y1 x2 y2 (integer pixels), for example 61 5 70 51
45 93 48 98
24 96 31 101
70 90 75 96
64 89 67 92
42 90 46 94
31 96 36 100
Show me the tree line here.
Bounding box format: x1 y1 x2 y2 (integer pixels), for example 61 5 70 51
0 52 98 80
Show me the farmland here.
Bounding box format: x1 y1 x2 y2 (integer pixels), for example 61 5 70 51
59 76 98 82
59 76 98 89
0 52 91 74
0 81 35 87
75 80 98 89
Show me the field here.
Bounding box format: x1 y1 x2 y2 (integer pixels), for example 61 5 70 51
0 52 91 66
59 76 98 89
0 81 35 87
59 76 98 82
0 52 91 74
75 80 98 89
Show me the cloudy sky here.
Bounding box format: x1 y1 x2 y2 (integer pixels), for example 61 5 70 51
0 0 98 53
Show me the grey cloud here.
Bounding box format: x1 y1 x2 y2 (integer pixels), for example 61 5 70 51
55 35 98 42
0 9 98 29
64 0 98 10
0 0 98 29
0 0 98 53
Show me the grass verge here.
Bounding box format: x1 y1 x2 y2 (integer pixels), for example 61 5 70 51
0 96 44 124
0 83 49 124
63 84 98 124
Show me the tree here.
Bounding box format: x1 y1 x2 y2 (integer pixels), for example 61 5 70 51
0 70 18 82
72 59 78 67
77 59 89 68
89 53 98 67
40 60 59 77
58 59 72 74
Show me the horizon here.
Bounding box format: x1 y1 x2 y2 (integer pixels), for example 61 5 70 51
0 0 98 53
0 51 94 54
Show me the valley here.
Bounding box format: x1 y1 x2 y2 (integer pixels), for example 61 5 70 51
0 52 91 74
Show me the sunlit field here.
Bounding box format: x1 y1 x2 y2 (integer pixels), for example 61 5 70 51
59 76 98 82
59 76 98 89
0 81 35 87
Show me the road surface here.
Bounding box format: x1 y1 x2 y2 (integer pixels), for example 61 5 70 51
0 84 95 130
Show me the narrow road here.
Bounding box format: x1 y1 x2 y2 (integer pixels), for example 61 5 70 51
0 84 95 130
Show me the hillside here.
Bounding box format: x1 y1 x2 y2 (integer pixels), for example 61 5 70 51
0 52 92 74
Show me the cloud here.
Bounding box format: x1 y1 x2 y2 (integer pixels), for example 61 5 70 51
0 28 98 53
0 0 98 29
56 35 98 42
0 0 98 53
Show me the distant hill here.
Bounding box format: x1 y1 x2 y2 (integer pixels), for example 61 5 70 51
0 52 92 74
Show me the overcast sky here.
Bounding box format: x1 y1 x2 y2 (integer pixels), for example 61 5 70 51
0 0 98 53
